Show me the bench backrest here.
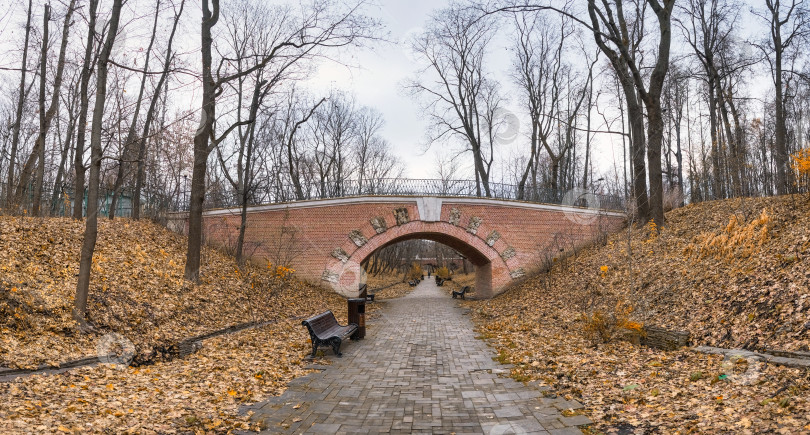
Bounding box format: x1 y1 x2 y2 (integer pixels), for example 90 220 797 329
302 311 339 336
461 286 470 293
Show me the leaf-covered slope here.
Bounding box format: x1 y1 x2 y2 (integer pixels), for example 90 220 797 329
0 216 345 369
549 194 810 351
469 195 810 433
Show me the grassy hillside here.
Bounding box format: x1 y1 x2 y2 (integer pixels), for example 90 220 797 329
469 194 810 433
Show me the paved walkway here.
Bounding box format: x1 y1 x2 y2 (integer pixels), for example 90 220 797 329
244 280 590 434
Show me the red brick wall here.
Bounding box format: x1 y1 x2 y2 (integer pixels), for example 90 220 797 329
167 197 625 298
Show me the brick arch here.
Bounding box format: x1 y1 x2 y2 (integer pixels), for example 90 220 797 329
323 221 512 298
187 195 627 298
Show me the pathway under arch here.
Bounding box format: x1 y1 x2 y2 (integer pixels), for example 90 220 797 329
330 220 507 298
243 279 591 433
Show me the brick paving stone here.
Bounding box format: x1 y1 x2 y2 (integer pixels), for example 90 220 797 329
245 280 590 434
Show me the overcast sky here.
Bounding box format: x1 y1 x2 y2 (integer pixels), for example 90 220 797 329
303 0 643 181
305 0 449 178
0 0 773 183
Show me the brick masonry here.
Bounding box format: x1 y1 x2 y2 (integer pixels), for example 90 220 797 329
241 280 592 434
167 196 625 298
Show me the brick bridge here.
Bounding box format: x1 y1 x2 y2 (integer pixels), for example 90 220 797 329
168 196 624 298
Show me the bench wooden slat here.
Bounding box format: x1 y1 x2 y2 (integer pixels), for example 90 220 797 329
302 310 358 358
452 286 470 299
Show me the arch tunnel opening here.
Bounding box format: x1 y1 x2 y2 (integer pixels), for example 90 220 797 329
356 232 493 297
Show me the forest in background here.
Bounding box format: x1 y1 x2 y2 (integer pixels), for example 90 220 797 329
1 0 810 322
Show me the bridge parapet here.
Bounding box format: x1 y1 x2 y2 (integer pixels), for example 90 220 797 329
168 195 626 298
179 178 625 213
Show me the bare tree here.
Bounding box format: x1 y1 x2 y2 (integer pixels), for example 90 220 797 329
49 72 80 215
510 12 595 195
72 0 99 219
752 0 809 195
74 0 123 326
133 0 185 220
407 5 500 196
494 0 674 225
408 6 502 196
108 0 162 219
184 0 379 281
15 0 77 215
6 0 33 208
353 107 404 193
587 0 675 226
680 0 747 198
310 93 357 198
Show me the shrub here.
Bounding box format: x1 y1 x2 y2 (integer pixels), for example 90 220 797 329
791 148 810 193
266 262 295 279
407 262 423 281
435 266 451 279
683 208 771 260
582 300 642 344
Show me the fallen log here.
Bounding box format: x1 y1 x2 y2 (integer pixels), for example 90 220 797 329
640 325 691 351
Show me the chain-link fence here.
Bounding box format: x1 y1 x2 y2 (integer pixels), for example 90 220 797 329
0 181 175 219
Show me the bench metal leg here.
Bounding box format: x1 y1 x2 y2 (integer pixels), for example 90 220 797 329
330 338 343 357
310 339 319 358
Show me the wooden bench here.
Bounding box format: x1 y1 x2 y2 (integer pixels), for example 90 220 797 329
301 311 358 358
452 286 470 299
435 278 444 286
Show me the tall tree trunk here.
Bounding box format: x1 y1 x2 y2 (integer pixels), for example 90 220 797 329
643 1 673 228
109 1 160 219
582 67 594 189
675 84 685 206
184 0 219 282
27 4 50 214
625 87 649 222
726 87 746 196
73 0 99 219
74 0 123 325
646 101 666 227
6 0 33 209
708 78 727 199
516 121 537 200
50 95 77 215
716 86 741 197
773 44 788 194
236 78 267 265
134 0 183 220
16 0 76 216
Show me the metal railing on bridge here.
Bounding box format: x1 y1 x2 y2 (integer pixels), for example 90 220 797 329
190 178 625 212
1 178 624 217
